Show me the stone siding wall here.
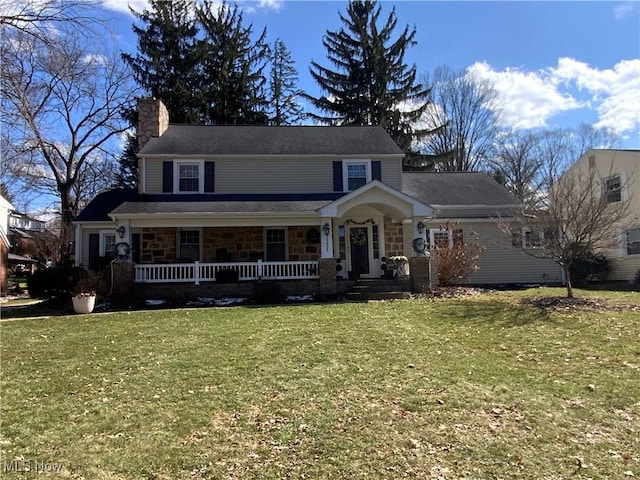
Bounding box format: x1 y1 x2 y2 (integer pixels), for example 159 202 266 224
288 226 320 261
139 226 322 263
384 218 404 257
203 227 263 262
141 227 176 263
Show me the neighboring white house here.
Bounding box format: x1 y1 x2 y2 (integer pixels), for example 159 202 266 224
73 98 560 299
559 149 640 282
0 195 15 295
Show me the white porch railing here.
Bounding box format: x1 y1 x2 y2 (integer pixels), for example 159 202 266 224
134 260 319 284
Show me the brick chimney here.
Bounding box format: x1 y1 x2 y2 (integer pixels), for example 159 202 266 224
137 98 169 150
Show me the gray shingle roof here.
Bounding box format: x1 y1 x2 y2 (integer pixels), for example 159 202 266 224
402 172 520 206
112 200 332 215
138 125 403 156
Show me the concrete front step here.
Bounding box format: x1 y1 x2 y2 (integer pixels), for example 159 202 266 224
345 291 412 301
345 278 412 301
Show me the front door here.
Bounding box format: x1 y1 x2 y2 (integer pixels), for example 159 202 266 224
349 227 369 279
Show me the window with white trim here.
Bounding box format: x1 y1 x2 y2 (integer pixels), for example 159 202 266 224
265 228 286 261
604 175 622 203
178 229 200 261
100 232 116 258
512 228 544 248
626 228 640 255
343 161 371 191
175 161 203 193
431 228 464 249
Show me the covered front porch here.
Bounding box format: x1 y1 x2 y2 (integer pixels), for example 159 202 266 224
84 182 434 299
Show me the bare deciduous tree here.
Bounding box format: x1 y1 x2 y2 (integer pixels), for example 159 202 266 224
1 30 133 264
0 0 99 44
419 65 501 171
491 130 544 208
499 159 630 298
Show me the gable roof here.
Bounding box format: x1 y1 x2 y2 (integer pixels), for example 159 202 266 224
74 189 138 222
138 125 404 157
402 172 520 206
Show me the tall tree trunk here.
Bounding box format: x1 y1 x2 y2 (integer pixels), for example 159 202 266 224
58 183 75 266
563 265 574 298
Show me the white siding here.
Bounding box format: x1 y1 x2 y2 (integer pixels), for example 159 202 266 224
142 156 403 194
430 222 562 285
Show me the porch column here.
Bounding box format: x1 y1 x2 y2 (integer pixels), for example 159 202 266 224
74 224 82 267
320 218 334 258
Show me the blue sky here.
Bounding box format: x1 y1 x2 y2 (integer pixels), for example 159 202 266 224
101 0 640 147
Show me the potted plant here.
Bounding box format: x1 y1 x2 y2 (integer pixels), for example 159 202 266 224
72 272 100 314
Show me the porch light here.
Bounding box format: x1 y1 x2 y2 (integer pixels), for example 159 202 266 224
116 225 126 239
417 221 425 235
322 223 331 236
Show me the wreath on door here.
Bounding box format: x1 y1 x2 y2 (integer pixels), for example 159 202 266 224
350 229 367 246
306 228 321 244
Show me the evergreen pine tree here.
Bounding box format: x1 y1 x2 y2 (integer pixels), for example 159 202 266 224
268 39 304 125
122 0 201 124
304 0 433 160
196 0 269 125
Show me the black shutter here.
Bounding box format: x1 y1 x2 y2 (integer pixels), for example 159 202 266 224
131 233 141 263
333 161 343 192
204 161 215 192
88 234 99 272
162 161 173 193
372 161 382 181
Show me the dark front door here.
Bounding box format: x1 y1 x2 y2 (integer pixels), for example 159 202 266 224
350 227 369 279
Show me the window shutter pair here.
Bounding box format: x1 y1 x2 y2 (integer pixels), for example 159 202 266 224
332 161 381 192
162 161 215 193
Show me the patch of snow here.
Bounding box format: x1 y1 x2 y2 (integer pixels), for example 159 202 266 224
146 299 167 306
286 294 314 302
215 297 247 306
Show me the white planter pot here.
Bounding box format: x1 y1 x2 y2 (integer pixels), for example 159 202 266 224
72 295 96 314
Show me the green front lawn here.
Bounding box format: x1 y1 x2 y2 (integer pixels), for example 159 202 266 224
1 288 639 479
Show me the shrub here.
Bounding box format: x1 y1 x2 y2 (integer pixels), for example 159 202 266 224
569 251 609 285
633 269 640 285
254 282 283 304
27 267 88 299
431 222 484 286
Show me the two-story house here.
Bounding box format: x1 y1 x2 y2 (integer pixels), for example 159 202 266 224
74 98 561 300
559 149 640 283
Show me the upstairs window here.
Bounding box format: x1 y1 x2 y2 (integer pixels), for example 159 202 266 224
178 164 200 192
604 175 622 203
343 161 371 191
163 160 214 194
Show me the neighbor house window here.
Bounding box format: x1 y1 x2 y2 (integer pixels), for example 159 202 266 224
177 162 201 193
343 161 371 191
431 228 464 249
604 175 622 203
178 229 200 261
100 232 116 258
432 230 450 248
265 228 286 261
626 228 640 255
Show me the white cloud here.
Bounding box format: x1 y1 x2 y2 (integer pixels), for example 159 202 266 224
467 61 582 129
613 1 636 20
101 0 282 15
101 0 147 15
467 58 640 135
